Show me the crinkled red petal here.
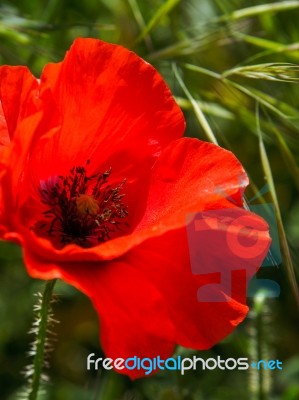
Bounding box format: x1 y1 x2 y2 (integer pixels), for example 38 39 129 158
23 247 175 379
14 138 250 263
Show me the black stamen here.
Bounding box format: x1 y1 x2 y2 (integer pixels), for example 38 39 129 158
33 163 128 248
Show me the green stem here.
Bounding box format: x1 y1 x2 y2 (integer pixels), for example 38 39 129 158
28 279 56 400
248 297 273 400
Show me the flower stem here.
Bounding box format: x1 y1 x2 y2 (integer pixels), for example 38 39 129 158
248 296 274 400
28 279 56 400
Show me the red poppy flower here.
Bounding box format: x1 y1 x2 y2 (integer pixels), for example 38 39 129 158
0 38 270 378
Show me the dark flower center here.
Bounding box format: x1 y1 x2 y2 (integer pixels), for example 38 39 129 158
34 161 128 248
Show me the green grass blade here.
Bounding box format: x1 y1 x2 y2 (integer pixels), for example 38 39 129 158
128 0 153 50
223 63 299 83
173 64 218 144
218 1 299 21
183 63 222 79
266 115 299 191
136 0 181 43
226 80 298 119
183 63 299 119
233 33 299 59
147 33 219 61
175 96 234 120
233 32 287 52
230 34 299 67
257 110 299 308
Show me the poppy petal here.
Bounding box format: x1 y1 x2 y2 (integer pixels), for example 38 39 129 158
14 138 250 263
0 38 273 381
0 67 45 233
0 66 38 139
134 137 249 233
21 203 270 360
0 101 9 160
0 100 11 235
127 210 270 348
22 248 175 379
28 38 185 178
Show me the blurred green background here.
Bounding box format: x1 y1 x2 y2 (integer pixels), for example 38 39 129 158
1 0 299 399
